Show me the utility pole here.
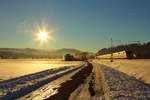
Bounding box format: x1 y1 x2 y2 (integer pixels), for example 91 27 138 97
110 38 113 62
110 38 121 62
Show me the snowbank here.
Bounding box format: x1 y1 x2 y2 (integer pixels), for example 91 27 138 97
93 59 150 84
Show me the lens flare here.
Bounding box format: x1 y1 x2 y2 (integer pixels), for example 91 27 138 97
32 22 56 47
38 32 48 41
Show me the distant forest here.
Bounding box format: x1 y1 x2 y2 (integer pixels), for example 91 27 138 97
96 41 150 59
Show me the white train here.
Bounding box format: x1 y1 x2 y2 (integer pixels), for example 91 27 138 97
96 50 134 59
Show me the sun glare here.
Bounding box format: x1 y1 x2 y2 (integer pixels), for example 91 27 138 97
34 26 54 46
38 32 48 41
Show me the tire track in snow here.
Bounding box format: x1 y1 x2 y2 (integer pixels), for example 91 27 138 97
0 65 83 100
100 64 150 100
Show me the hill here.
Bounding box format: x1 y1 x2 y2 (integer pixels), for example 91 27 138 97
0 48 82 59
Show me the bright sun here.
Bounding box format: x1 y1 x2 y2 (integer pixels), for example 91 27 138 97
34 27 54 45
38 32 48 41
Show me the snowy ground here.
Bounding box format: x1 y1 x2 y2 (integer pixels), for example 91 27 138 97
0 59 83 80
0 59 84 99
92 59 150 100
68 62 150 100
1 59 150 100
19 67 83 100
93 59 150 84
100 64 150 100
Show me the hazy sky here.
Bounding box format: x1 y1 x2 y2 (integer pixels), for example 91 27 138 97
0 0 150 52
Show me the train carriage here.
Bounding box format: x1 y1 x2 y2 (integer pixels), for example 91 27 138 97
97 50 134 59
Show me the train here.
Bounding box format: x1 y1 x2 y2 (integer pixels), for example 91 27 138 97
63 53 87 61
96 50 135 59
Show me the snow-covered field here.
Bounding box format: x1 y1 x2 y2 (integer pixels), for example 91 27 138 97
93 59 150 84
0 59 84 99
0 59 83 80
1 59 150 100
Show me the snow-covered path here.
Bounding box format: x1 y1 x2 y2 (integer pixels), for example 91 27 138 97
93 59 150 84
94 63 150 100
